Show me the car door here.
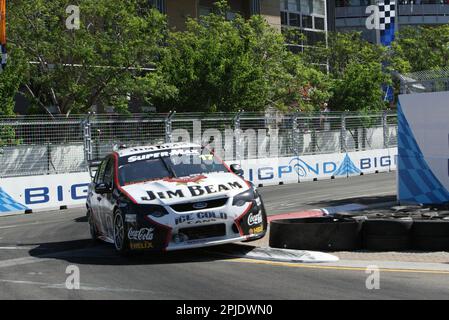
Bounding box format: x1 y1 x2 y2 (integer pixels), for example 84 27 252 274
100 156 115 239
90 158 109 236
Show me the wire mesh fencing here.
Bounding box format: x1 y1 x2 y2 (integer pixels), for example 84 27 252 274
0 110 397 178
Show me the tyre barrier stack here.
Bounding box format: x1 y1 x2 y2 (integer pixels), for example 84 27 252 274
269 214 449 252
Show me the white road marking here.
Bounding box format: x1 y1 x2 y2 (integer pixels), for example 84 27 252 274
0 218 70 230
0 278 158 294
0 257 51 268
0 246 36 250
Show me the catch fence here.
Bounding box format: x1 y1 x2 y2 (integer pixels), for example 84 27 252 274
0 110 398 178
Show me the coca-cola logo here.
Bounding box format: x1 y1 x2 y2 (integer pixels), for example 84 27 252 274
128 228 155 241
247 212 263 226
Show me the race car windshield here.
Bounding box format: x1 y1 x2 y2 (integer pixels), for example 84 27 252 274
119 158 172 185
118 150 228 185
167 153 228 178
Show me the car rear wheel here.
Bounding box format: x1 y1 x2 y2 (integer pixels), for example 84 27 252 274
113 210 130 255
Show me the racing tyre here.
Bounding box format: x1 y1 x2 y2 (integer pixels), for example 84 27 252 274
113 209 131 256
269 217 362 251
87 209 100 243
411 219 449 251
362 218 413 251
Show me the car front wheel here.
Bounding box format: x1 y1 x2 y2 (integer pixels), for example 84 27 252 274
113 210 130 255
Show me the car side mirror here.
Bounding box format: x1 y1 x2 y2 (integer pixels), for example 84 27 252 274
95 183 112 194
230 164 244 177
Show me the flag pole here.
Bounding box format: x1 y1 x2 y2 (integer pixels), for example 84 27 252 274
375 0 380 45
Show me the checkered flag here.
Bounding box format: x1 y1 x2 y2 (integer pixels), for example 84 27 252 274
378 0 396 31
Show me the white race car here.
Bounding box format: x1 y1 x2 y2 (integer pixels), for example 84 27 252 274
87 143 267 254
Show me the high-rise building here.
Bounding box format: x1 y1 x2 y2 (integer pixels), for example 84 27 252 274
150 1 332 49
149 0 281 31
280 0 330 46
335 0 449 43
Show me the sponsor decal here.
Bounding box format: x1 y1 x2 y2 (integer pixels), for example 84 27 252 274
128 227 155 241
127 149 199 163
130 241 153 250
145 182 243 201
247 154 395 182
249 225 264 235
247 212 263 226
24 183 89 205
125 214 137 223
164 175 207 185
175 211 228 225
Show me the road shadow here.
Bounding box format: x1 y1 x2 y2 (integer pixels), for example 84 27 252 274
27 239 252 266
306 194 397 209
74 216 87 223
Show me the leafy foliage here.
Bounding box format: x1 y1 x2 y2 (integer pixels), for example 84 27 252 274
392 25 449 72
8 0 168 115
150 0 331 113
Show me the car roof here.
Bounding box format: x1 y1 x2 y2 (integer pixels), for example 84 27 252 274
115 143 202 157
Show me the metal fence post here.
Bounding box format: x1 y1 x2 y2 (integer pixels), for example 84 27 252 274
292 111 300 157
340 111 347 153
382 110 388 149
234 110 243 161
47 143 51 175
82 113 93 164
165 111 176 143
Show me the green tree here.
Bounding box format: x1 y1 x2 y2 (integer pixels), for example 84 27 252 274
8 0 169 115
0 49 27 116
305 31 409 111
331 61 390 112
151 0 331 113
392 25 449 72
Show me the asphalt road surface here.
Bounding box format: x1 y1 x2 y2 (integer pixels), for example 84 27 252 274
259 172 397 214
1 172 448 300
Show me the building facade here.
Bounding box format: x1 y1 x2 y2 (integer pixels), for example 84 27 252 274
280 0 331 46
150 0 281 31
151 0 331 48
335 0 449 43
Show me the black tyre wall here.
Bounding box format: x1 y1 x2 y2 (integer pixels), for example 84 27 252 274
411 220 449 251
269 217 362 251
362 219 413 251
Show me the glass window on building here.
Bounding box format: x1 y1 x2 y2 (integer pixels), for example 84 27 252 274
312 0 325 15
281 11 288 25
300 0 313 14
314 16 325 30
302 15 313 28
304 30 326 45
289 12 301 27
288 0 300 12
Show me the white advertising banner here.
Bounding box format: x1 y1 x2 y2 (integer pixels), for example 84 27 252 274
0 148 397 215
0 172 91 215
235 148 397 186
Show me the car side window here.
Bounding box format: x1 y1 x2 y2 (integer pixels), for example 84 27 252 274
94 158 109 184
103 158 114 187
